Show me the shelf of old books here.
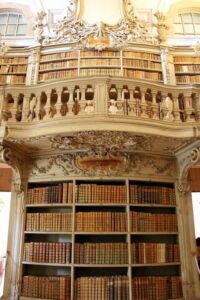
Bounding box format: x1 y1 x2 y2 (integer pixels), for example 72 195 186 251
37 48 165 83
21 181 73 300
20 179 184 299
174 55 200 84
0 55 28 85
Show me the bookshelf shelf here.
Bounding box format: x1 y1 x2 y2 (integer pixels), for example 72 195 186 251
24 231 72 234
22 262 72 267
21 179 183 300
174 55 200 85
36 49 163 83
132 262 181 267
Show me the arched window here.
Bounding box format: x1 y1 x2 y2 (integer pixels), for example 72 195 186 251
174 12 200 35
0 12 27 36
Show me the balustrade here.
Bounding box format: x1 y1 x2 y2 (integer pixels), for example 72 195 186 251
0 77 199 128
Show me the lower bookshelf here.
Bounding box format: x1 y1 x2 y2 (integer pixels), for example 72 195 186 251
20 179 183 300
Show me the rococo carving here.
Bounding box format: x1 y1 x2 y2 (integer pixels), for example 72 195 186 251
50 131 154 155
42 0 153 47
31 152 175 178
177 144 200 195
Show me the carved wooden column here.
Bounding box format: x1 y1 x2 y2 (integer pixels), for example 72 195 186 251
0 144 27 300
26 47 41 86
176 142 200 300
160 47 176 85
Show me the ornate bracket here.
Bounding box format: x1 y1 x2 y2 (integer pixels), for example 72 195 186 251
177 142 200 195
0 144 23 193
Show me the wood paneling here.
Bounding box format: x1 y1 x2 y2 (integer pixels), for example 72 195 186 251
0 166 12 192
190 168 200 192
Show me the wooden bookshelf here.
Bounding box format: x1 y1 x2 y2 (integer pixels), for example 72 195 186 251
20 179 183 300
0 55 28 85
174 55 200 85
37 49 163 83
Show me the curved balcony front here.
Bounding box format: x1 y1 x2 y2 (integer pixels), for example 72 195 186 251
0 76 200 143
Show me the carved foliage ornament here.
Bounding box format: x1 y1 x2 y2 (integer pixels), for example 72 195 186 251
31 152 175 178
43 0 153 47
50 131 153 155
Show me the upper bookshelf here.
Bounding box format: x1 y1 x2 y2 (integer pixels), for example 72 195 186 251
174 55 200 85
0 55 28 85
38 49 163 83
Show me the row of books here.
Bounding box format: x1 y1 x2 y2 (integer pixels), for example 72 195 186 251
130 211 177 232
39 69 78 81
39 60 78 70
0 57 28 64
74 276 129 300
80 58 120 67
23 242 71 264
0 74 25 84
21 275 71 300
27 182 73 204
123 51 160 61
175 64 200 72
131 242 180 264
40 51 78 61
25 212 72 232
76 212 127 232
123 59 162 70
132 276 183 299
129 185 176 205
176 75 200 83
123 69 163 81
80 50 120 57
75 183 127 203
74 243 128 264
174 56 200 63
79 68 121 76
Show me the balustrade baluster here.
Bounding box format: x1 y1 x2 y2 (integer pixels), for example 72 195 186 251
152 93 160 120
34 94 40 121
10 95 18 122
128 89 136 117
43 91 51 120
67 88 74 115
21 94 30 122
184 96 195 123
54 89 62 118
173 97 181 123
140 93 148 118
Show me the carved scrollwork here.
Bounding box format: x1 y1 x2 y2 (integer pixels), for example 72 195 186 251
50 131 153 155
43 0 152 47
177 144 200 195
31 151 175 178
0 144 12 164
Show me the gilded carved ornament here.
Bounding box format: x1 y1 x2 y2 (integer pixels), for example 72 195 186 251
41 0 157 48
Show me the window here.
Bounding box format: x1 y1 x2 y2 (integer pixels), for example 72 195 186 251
174 12 200 35
0 12 27 36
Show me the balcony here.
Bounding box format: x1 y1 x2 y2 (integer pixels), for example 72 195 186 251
0 76 200 158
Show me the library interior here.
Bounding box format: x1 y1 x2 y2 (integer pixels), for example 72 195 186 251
0 0 200 299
